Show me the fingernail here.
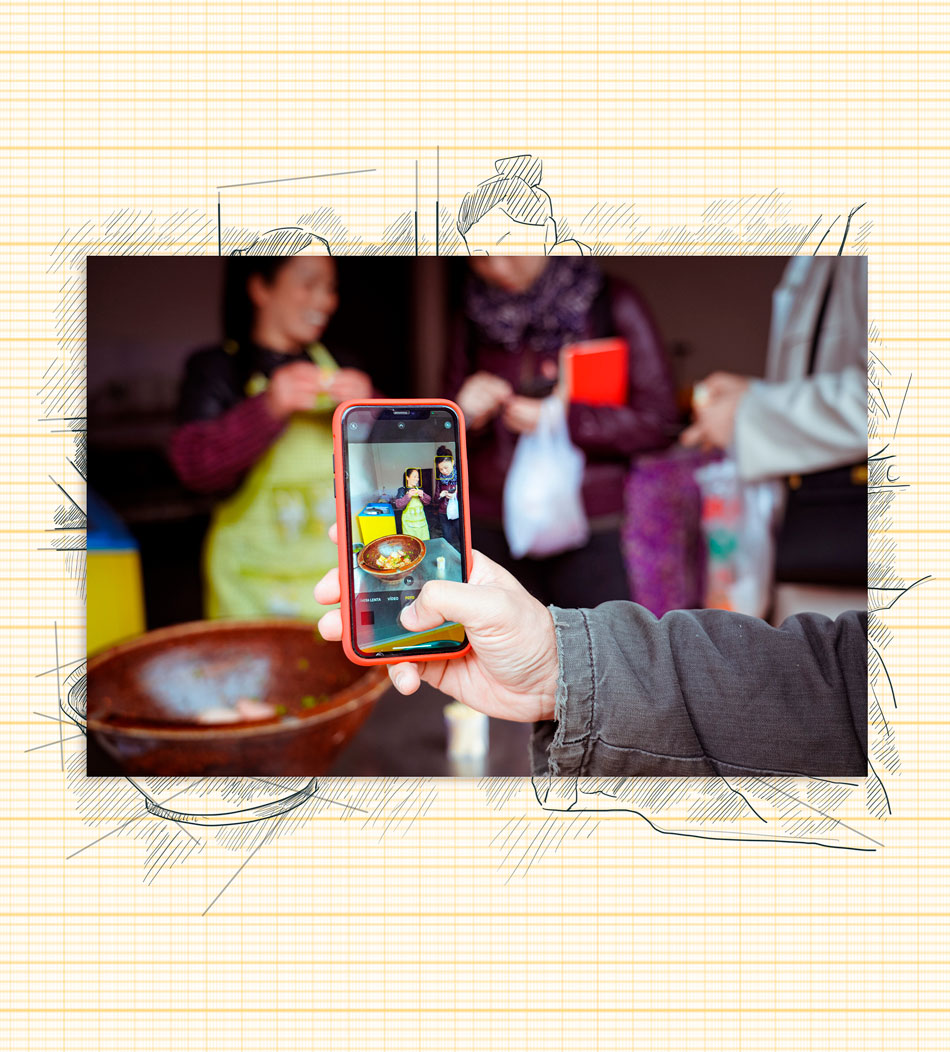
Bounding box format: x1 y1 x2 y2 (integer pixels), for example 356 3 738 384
393 670 411 693
400 602 416 628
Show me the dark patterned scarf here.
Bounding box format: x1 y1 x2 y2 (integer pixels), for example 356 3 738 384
464 258 604 355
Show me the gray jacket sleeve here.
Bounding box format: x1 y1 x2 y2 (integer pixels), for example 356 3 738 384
532 604 868 778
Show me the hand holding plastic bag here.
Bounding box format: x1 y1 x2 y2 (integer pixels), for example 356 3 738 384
694 457 781 618
503 396 589 559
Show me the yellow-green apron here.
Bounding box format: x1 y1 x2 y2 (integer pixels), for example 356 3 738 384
400 495 430 541
203 343 339 621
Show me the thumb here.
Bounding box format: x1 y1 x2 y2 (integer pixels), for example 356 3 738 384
400 579 502 634
679 422 703 446
702 371 731 391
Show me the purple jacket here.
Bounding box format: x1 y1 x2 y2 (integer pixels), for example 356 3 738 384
445 277 679 524
432 477 458 515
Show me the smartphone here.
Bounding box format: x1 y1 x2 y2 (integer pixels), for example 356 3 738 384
332 399 473 666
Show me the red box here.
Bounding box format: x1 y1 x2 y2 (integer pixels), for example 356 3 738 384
563 337 629 406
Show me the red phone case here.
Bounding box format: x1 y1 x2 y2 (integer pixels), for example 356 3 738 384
332 399 473 666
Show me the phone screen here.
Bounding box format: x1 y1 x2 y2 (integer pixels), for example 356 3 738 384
340 404 468 660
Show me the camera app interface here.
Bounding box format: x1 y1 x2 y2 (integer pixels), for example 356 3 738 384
342 407 466 657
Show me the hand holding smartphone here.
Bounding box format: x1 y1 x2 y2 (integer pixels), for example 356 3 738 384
331 399 473 665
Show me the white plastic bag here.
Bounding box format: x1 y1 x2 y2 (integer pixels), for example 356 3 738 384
446 494 459 520
503 396 589 559
694 458 782 618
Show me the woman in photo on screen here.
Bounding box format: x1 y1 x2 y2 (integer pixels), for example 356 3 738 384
432 445 461 551
392 467 431 542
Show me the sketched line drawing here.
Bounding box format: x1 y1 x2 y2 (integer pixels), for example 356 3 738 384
217 168 374 256
230 226 332 257
49 475 86 536
479 195 910 875
48 647 439 910
639 191 874 257
479 771 884 886
457 154 590 256
35 176 913 902
54 609 328 827
217 163 427 257
46 443 86 597
38 205 442 913
221 219 347 257
432 147 464 256
574 201 638 256
216 167 376 255
221 210 426 258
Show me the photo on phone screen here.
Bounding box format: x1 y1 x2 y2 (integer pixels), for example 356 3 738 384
341 405 468 659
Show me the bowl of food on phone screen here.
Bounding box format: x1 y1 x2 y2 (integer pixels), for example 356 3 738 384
357 534 427 581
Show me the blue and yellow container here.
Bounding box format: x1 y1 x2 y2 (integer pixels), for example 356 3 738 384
87 490 146 655
356 502 397 545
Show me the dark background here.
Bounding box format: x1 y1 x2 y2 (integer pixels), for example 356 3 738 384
88 254 785 631
88 257 417 628
86 255 787 775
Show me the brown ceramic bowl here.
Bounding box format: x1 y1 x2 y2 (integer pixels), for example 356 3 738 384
357 533 426 581
85 619 389 776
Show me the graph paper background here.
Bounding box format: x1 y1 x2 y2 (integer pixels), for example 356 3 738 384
0 2 947 1049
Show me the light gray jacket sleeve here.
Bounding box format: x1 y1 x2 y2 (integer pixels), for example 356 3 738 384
733 365 868 481
531 603 868 778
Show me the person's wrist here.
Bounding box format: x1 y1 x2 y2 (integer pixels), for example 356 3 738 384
262 389 288 421
535 608 559 721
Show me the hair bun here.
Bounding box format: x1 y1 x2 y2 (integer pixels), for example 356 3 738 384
493 154 543 187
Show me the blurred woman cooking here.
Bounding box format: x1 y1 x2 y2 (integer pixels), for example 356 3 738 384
445 254 678 608
169 255 374 619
